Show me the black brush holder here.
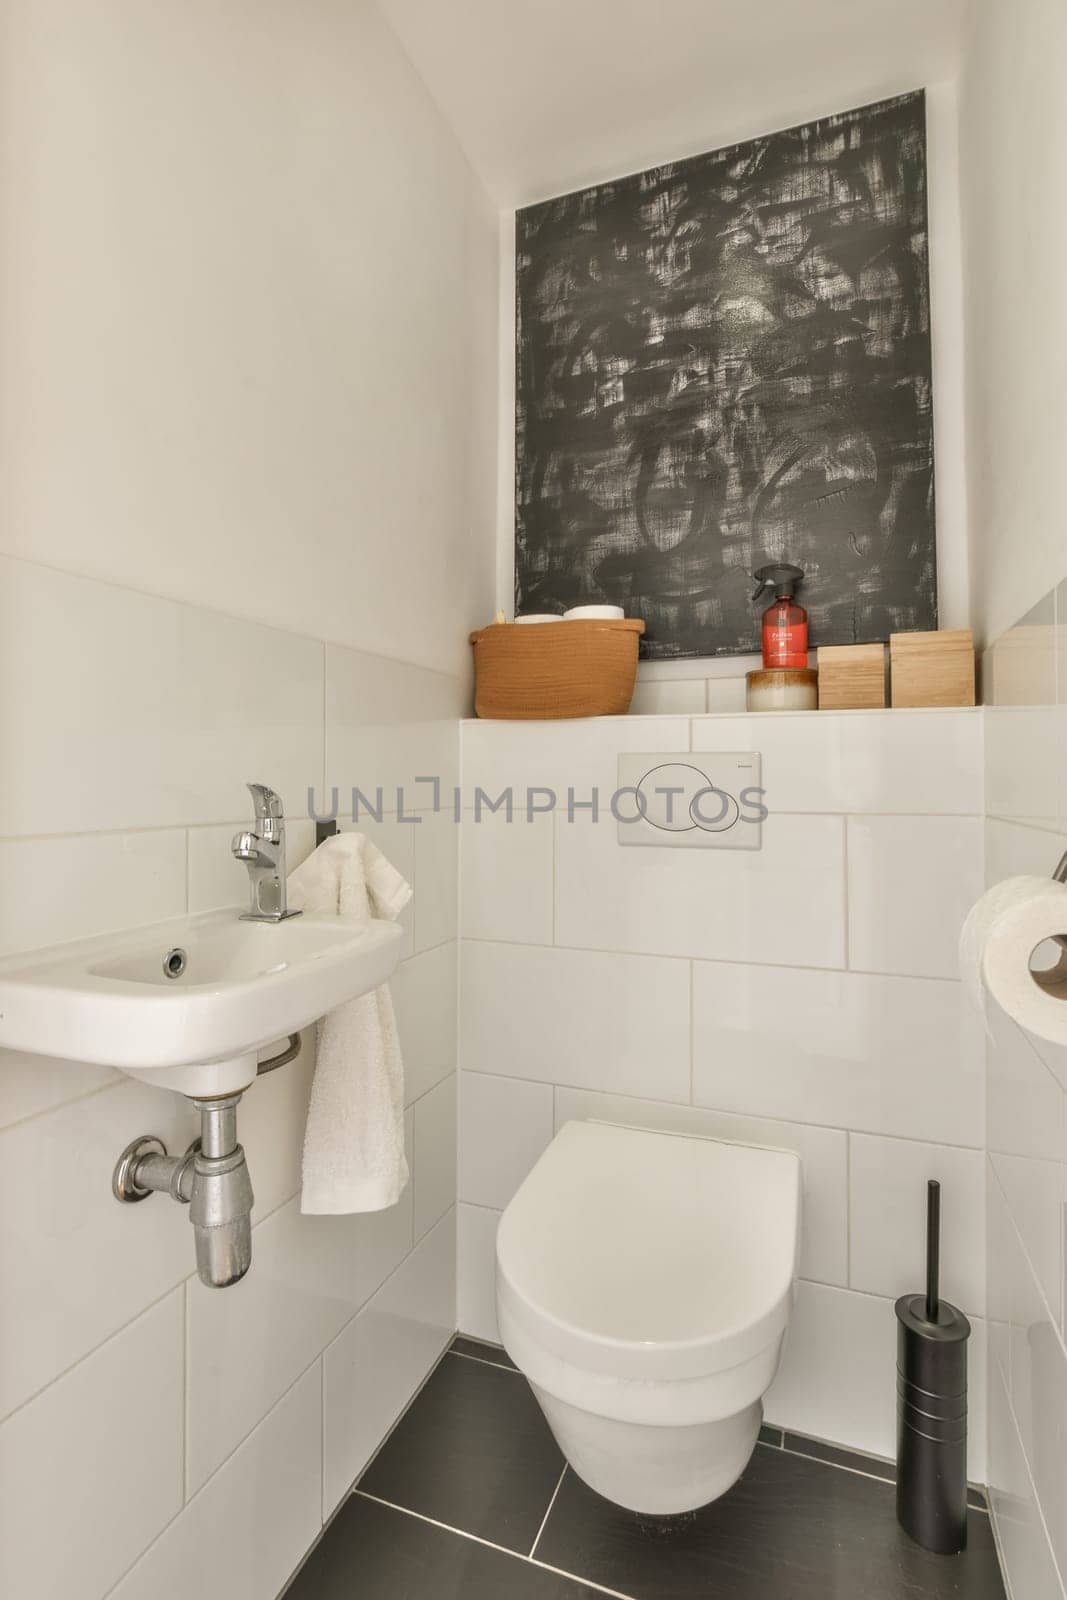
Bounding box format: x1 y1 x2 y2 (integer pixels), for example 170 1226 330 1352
895 1180 970 1553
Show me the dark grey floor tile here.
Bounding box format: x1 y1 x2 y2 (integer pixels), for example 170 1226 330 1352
782 1430 895 1483
757 1424 783 1447
358 1346 564 1553
450 1335 518 1370
536 1445 1006 1600
781 1431 988 1509
282 1494 607 1599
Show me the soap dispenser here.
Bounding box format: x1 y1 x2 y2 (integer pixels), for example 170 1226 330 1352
752 564 808 669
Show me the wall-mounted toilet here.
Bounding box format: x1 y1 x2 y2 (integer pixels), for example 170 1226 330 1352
496 1120 801 1514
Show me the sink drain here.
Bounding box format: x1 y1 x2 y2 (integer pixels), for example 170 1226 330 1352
162 947 187 980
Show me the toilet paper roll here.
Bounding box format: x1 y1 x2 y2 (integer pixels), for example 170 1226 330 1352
959 875 1067 1045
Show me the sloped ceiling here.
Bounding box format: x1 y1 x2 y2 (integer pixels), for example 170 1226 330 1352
373 0 964 206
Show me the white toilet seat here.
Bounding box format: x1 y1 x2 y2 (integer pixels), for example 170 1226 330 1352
495 1120 801 1513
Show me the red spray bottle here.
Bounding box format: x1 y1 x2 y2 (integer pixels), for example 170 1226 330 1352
752 564 808 669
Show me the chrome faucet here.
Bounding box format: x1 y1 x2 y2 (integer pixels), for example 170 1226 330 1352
231 783 301 922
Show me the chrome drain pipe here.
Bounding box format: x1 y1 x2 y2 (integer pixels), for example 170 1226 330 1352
112 1093 255 1288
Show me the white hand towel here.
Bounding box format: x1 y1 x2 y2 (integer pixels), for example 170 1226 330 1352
287 833 412 1214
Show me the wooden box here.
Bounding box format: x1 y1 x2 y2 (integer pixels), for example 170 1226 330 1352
889 629 976 708
816 644 886 710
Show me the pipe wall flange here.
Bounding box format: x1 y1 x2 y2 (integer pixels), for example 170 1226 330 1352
112 1135 167 1202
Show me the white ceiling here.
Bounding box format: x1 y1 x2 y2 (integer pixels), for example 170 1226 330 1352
374 0 965 207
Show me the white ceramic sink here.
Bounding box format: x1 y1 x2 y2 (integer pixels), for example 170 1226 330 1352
0 908 404 1096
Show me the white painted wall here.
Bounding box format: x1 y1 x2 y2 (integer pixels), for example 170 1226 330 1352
0 0 497 677
0 3 495 1596
959 0 1067 649
456 708 988 1476
494 80 972 683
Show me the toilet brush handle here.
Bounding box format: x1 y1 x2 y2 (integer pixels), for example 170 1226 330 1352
925 1180 940 1323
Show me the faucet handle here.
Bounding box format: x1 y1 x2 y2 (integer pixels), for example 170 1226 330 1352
246 783 285 823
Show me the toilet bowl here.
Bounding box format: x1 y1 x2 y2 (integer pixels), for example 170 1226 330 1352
495 1120 801 1515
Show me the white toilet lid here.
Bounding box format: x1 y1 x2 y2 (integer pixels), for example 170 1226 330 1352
496 1120 801 1381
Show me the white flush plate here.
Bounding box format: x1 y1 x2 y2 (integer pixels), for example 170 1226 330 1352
616 752 763 849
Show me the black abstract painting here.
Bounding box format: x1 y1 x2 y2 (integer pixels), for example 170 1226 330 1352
515 91 937 658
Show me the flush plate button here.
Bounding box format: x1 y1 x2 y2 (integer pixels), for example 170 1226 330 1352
616 753 762 850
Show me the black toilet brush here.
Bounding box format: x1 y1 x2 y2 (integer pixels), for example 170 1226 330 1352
894 1180 971 1553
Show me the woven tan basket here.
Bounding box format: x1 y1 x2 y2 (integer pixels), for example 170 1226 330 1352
469 619 645 719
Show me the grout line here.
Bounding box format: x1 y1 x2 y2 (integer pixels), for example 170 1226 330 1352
460 933 964 984
319 1356 326 1524
353 1491 637 1600
180 1281 190 1505
996 1370 1067 1593
456 1069 987 1153
0 548 466 685
0 1277 189 1432
529 1466 568 1558
845 1132 853 1289
447 1347 520 1374
688 959 695 1105
989 1160 1067 1370
102 1334 344 1600
841 815 850 969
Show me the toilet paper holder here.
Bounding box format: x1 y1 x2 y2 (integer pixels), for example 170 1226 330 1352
1054 850 1067 886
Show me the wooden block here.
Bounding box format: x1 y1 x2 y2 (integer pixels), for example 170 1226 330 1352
889 629 976 708
816 644 886 710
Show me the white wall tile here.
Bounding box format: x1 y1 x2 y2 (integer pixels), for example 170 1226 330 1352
628 678 705 715
987 1163 1014 1386
461 941 691 1101
765 1281 898 1460
0 830 187 958
849 1134 986 1315
553 1088 847 1287
690 709 983 815
0 1078 198 1420
326 647 463 810
847 815 984 978
457 1202 501 1343
704 677 748 713
991 1148 1064 1338
413 808 459 953
987 1002 1064 1165
1008 1301 1067 1579
988 1367 1064 1600
766 1281 988 1481
0 1051 117 1132
986 815 1067 883
986 707 1061 827
186 1181 413 1494
413 1073 457 1240
459 1072 554 1211
989 598 1057 708
111 1362 322 1600
461 809 553 943
0 557 324 836
392 941 457 1105
556 812 846 968
0 1291 183 1600
460 715 690 801
692 962 984 1146
323 1210 454 1515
